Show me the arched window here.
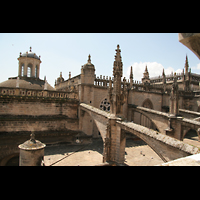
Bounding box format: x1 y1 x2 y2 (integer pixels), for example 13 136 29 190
142 98 153 109
35 65 38 77
27 63 32 77
21 64 24 76
100 98 110 112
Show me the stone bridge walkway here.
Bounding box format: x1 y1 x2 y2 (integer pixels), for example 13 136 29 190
79 103 200 163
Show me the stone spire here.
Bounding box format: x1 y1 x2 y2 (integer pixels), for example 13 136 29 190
185 54 189 73
144 65 149 78
109 45 127 116
113 44 123 78
142 65 150 84
113 45 123 96
130 66 133 88
130 66 133 79
162 68 165 77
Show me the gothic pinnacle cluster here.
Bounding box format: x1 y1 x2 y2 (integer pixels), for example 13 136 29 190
109 45 127 116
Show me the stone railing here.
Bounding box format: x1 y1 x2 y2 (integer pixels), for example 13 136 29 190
150 73 183 84
0 87 78 100
94 75 110 87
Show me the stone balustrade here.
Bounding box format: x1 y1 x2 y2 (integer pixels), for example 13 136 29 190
0 87 78 100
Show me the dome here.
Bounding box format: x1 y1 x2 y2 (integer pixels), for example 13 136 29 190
18 133 46 150
83 54 95 69
0 77 55 91
20 47 40 60
21 52 40 60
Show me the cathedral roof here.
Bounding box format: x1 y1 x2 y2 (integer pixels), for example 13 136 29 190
0 77 55 91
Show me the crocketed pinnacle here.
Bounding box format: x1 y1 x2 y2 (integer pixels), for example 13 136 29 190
113 44 123 77
130 66 133 79
185 54 189 72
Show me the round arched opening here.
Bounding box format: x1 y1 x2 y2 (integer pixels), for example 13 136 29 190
142 98 153 109
183 129 198 143
0 153 19 166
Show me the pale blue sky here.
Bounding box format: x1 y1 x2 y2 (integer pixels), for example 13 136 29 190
0 33 200 87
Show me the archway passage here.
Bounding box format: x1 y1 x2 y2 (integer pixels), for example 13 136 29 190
130 99 158 131
131 110 159 132
0 153 19 166
6 155 19 166
184 129 198 140
183 129 200 148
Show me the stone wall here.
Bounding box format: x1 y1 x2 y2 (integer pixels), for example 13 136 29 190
128 90 163 111
0 93 83 165
0 96 78 118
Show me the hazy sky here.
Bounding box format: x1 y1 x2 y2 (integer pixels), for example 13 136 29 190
0 33 200 87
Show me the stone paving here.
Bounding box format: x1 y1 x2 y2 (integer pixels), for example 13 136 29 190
44 138 165 166
124 139 164 166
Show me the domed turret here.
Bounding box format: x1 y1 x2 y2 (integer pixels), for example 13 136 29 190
18 47 41 78
0 47 55 91
81 54 95 85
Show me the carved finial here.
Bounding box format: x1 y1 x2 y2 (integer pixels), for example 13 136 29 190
60 72 62 78
30 133 36 143
117 44 120 49
30 46 32 52
88 54 91 63
20 52 22 57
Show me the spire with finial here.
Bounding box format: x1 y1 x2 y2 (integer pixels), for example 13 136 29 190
162 68 166 85
145 65 148 73
30 132 36 143
185 54 189 73
130 66 133 79
113 44 123 77
143 65 149 79
130 66 133 88
162 68 165 77
30 46 32 52
88 54 91 63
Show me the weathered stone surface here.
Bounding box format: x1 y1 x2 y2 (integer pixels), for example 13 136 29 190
118 121 199 156
179 33 200 59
